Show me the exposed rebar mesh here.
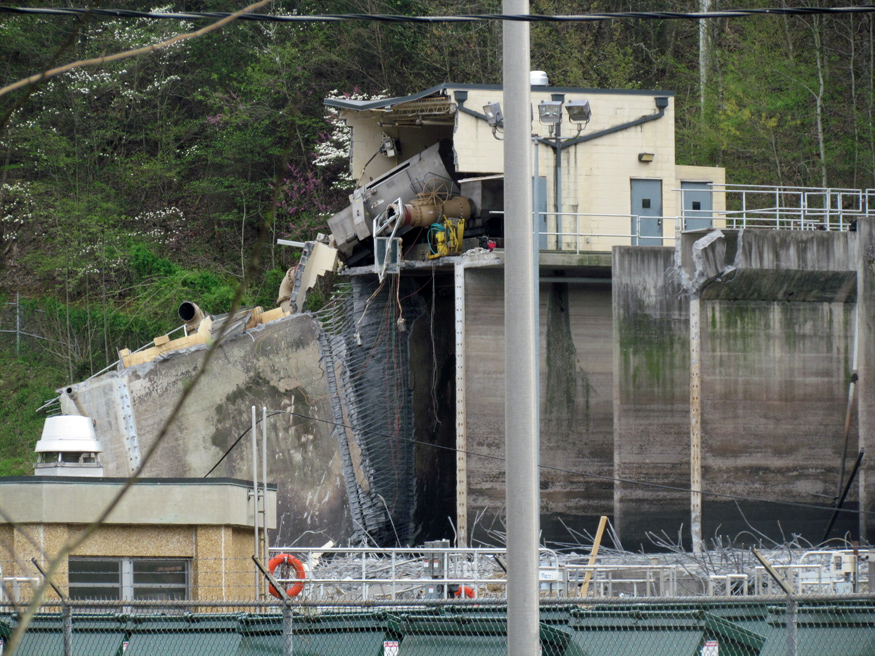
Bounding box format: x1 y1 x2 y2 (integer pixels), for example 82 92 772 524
316 276 425 546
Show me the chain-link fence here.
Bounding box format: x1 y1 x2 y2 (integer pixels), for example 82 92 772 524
0 596 873 655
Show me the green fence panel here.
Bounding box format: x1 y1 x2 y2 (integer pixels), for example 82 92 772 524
124 614 241 656
567 609 764 656
704 601 772 636
388 614 571 656
237 611 392 656
759 603 875 656
1 613 127 656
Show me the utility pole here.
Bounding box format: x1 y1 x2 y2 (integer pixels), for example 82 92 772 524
503 1 539 655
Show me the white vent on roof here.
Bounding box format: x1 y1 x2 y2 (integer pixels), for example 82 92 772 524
34 416 104 477
530 71 549 86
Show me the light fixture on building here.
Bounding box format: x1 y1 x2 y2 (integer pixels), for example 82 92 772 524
638 152 655 163
483 102 503 127
537 100 563 125
565 99 592 124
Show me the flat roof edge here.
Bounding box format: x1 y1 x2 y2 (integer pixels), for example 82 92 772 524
0 476 277 490
324 83 675 110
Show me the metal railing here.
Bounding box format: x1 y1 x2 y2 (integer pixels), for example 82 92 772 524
266 547 696 600
535 185 875 253
267 546 561 601
539 212 678 253
561 564 680 597
711 184 875 231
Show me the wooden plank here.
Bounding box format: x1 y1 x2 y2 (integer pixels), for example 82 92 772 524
580 516 608 597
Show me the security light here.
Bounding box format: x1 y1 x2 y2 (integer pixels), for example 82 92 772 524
538 100 563 125
638 152 655 163
565 99 592 124
483 102 503 127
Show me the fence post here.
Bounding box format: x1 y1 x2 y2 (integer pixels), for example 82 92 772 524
282 602 293 656
786 597 798 656
16 291 21 356
62 602 73 656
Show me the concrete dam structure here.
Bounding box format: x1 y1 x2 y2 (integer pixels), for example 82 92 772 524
56 220 873 551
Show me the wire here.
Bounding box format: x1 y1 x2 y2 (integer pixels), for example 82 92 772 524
355 147 383 187
201 411 283 478
2 5 875 23
264 408 875 519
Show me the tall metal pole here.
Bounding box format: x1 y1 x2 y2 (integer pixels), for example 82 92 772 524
262 406 269 565
690 296 703 553
504 1 539 654
252 405 260 598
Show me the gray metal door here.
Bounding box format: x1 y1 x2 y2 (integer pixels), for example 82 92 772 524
534 176 547 249
631 179 663 246
682 181 713 231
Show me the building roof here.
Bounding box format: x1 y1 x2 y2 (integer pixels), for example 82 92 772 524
323 83 675 111
0 477 277 528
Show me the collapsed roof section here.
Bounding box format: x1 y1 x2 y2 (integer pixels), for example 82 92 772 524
324 82 723 267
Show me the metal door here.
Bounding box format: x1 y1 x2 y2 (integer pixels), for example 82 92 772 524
682 181 713 231
631 179 663 246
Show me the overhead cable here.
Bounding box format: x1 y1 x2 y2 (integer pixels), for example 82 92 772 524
2 5 875 23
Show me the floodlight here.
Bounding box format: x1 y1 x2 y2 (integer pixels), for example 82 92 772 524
538 100 563 125
638 152 655 163
565 99 592 124
483 102 503 127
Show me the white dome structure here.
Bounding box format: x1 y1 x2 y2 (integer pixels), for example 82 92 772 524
34 416 104 477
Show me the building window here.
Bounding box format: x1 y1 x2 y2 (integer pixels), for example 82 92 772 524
68 558 189 600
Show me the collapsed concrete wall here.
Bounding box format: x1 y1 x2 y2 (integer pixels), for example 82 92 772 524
61 313 351 547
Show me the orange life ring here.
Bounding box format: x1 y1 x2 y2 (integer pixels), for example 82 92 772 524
268 554 306 598
454 585 475 599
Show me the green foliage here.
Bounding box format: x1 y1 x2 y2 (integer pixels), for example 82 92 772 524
0 346 67 476
2 0 875 474
130 243 179 278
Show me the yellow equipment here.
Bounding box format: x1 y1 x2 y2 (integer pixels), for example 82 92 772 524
427 217 465 259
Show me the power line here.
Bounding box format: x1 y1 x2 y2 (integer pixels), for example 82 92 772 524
238 408 872 519
2 5 875 24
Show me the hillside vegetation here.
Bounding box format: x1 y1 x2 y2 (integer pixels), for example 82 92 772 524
1 0 874 472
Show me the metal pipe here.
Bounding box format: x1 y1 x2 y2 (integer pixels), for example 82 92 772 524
262 406 269 567
837 306 860 499
690 297 703 553
823 450 865 542
62 603 73 656
503 1 539 654
252 405 259 598
555 137 562 244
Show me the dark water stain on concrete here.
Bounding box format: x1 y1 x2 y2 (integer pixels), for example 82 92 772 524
544 282 592 436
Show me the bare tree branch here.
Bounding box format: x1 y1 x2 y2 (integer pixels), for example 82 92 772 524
0 0 271 99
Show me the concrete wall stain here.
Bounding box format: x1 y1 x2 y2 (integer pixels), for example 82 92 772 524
545 282 592 434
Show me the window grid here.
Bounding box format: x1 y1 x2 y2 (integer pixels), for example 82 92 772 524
68 557 189 601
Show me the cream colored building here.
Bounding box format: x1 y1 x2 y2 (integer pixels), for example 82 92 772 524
0 477 276 601
327 82 725 252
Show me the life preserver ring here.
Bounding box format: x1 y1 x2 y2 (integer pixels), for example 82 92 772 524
454 585 475 599
268 554 306 598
